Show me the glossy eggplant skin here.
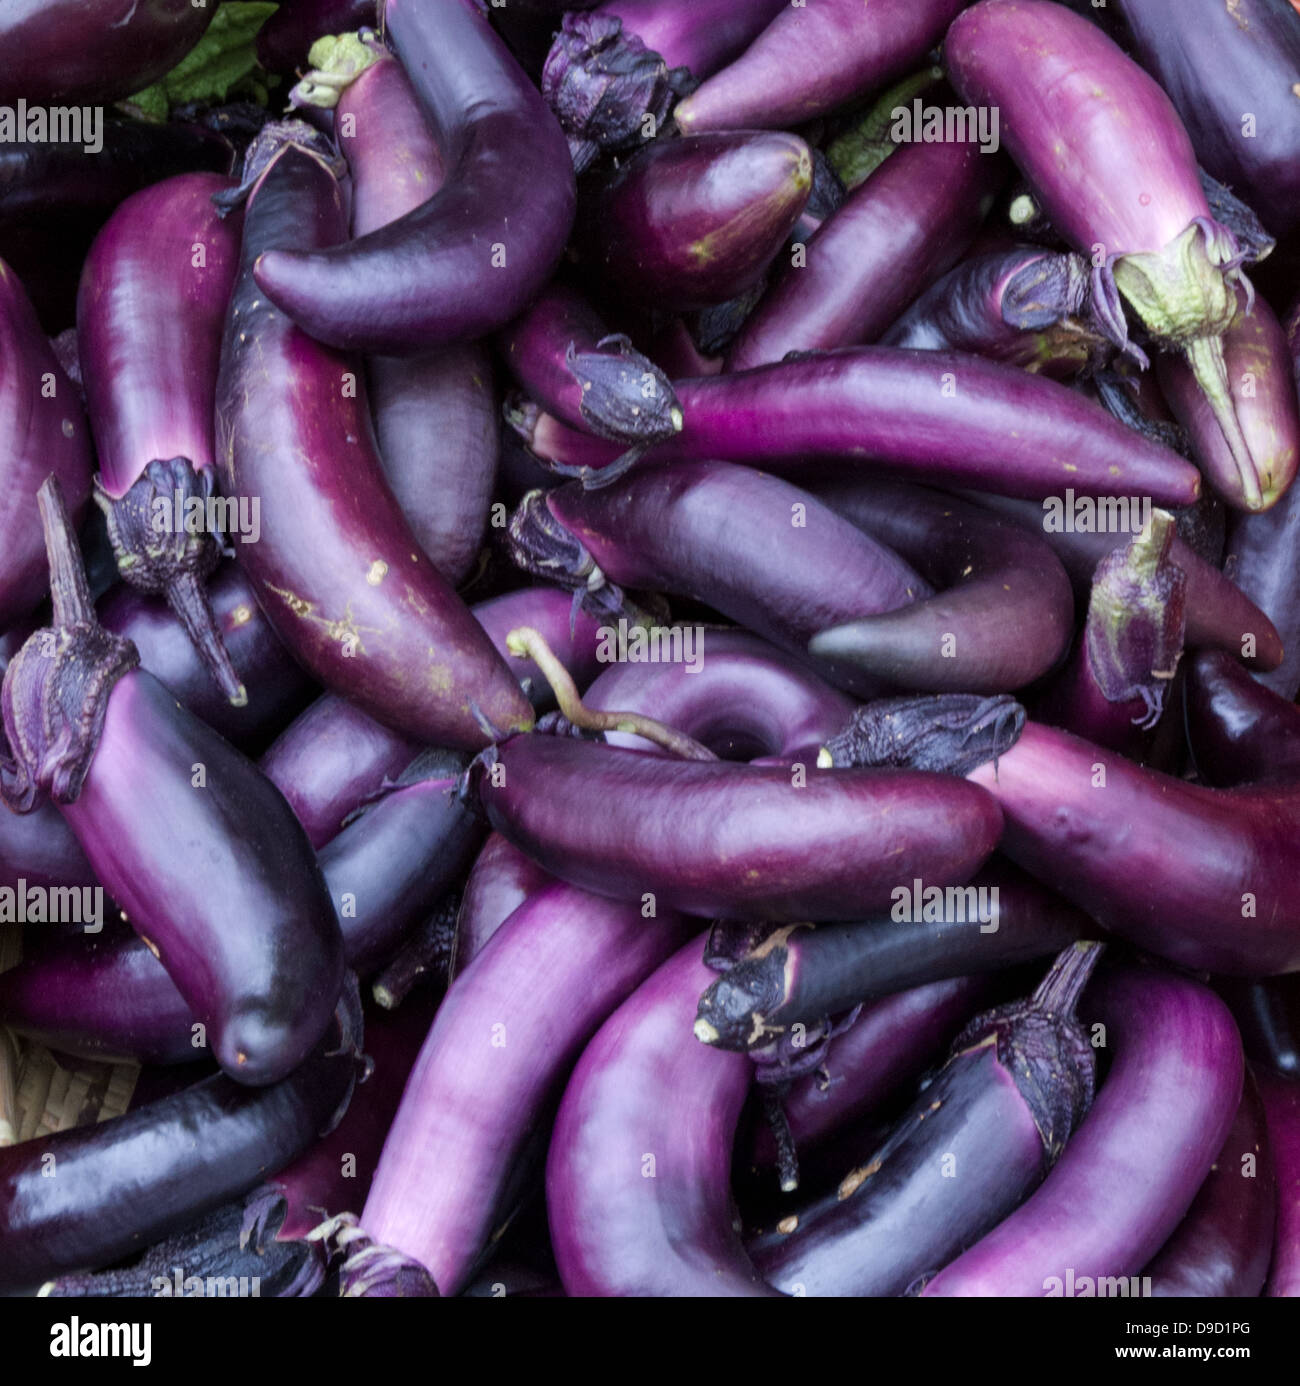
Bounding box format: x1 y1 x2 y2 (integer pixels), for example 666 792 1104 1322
593 0 786 78
924 967 1243 1296
451 833 554 981
1114 0 1300 239
0 261 94 629
547 937 780 1296
0 987 360 1295
1185 649 1300 789
1258 1068 1300 1296
0 0 214 106
215 132 533 749
1145 1072 1276 1297
0 798 96 894
362 882 686 1295
472 734 1004 924
252 0 576 354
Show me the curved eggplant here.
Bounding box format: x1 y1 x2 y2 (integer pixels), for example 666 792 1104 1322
1185 649 1300 789
451 833 554 981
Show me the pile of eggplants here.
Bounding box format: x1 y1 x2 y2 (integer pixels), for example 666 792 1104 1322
2 0 1300 1305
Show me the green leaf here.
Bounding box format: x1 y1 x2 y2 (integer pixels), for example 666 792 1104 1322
826 66 945 191
125 2 280 121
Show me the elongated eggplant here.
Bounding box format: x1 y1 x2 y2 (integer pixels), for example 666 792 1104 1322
806 478 1075 693
548 937 778 1296
945 0 1258 507
578 132 812 312
728 140 1003 370
753 944 1099 1296
1258 1068 1300 1296
1145 1072 1276 1297
0 0 214 106
0 261 93 630
78 173 246 702
696 863 1089 1053
363 882 686 1295
881 246 1115 378
1114 0 1300 239
452 834 553 983
675 0 967 133
586 0 785 80
923 966 1242 1296
828 695 1300 975
252 0 575 354
0 797 95 894
1185 649 1300 788
1 478 344 1084
469 731 1003 923
0 982 361 1294
215 123 533 749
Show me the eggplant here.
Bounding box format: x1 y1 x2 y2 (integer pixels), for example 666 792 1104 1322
1258 1068 1300 1296
0 0 214 106
945 0 1259 509
257 0 381 73
582 0 785 80
78 173 246 702
923 966 1243 1296
1 478 345 1084
577 132 812 312
547 936 779 1296
1145 1072 1276 1297
0 982 361 1294
1113 0 1300 239
251 0 576 354
519 348 1202 505
695 862 1089 1053
0 797 95 894
451 833 554 981
1185 649 1300 788
752 944 1100 1296
727 139 1003 370
362 882 687 1295
881 246 1116 378
0 259 94 630
806 478 1076 693
674 0 968 133
215 123 533 750
468 731 1004 924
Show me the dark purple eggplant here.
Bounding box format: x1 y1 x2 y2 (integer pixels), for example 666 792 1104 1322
923 966 1243 1296
78 173 246 702
1258 1068 1300 1296
727 139 1003 370
0 982 361 1294
675 0 968 133
1186 648 1300 788
1 478 344 1084
1145 1072 1276 1297
0 797 95 895
257 0 381 73
695 862 1089 1053
451 833 554 982
252 0 576 354
362 882 687 1295
547 936 778 1296
215 123 533 749
752 944 1100 1297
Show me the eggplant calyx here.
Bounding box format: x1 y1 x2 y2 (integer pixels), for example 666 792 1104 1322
1198 168 1275 266
1085 510 1187 712
817 694 1026 776
704 918 779 973
568 337 684 444
307 1214 440 1297
1002 252 1092 333
289 30 387 110
95 457 246 706
508 489 601 587
1 477 139 812
1112 218 1247 349
953 941 1103 1162
212 119 345 217
694 946 790 1050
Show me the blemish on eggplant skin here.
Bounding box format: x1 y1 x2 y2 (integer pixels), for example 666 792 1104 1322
366 559 389 586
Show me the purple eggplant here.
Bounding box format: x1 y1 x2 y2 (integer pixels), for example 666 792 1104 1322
520 349 1202 505
362 882 687 1295
547 936 778 1296
78 173 246 703
257 0 381 73
727 139 1003 371
0 983 361 1294
1145 1072 1276 1297
0 0 214 106
252 0 575 354
881 245 1116 378
214 123 533 749
468 730 1003 924
695 862 1089 1054
451 833 554 981
497 281 681 448
1224 497 1300 700
1258 1068 1300 1296
752 944 1100 1297
806 478 1076 693
577 131 812 313
945 0 1259 507
0 796 95 894
1 478 344 1085
923 966 1243 1296
675 0 968 133
0 261 93 630
585 0 785 80
1185 649 1300 789
1114 0 1300 239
